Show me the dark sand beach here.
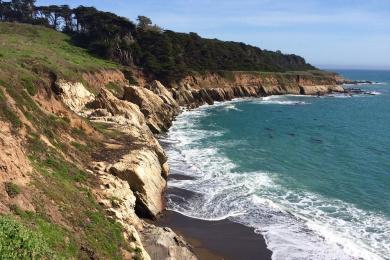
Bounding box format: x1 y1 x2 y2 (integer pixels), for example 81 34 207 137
157 210 272 260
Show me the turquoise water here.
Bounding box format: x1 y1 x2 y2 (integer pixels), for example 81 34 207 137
163 70 390 260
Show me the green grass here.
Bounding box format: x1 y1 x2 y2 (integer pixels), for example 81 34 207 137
27 138 129 259
0 22 118 82
10 205 77 259
0 215 53 259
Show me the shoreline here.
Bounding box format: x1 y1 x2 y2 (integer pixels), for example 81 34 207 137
151 83 348 259
157 210 272 260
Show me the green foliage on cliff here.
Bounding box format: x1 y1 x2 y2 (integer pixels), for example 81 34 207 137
4 182 21 198
135 30 315 83
28 136 128 259
0 216 53 259
0 1 316 84
0 22 131 259
0 22 118 82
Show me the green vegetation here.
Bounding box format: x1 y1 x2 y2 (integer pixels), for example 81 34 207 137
0 216 53 259
0 25 131 255
21 76 37 96
26 135 129 259
1 1 316 84
0 22 117 82
10 205 77 259
4 182 21 198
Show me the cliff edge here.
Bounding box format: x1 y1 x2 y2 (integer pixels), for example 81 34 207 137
0 22 344 259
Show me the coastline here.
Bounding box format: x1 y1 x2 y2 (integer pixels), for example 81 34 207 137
52 69 347 259
155 83 347 259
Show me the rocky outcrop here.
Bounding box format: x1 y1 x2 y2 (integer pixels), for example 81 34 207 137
58 81 168 220
122 83 179 133
146 81 178 108
82 69 128 90
55 80 95 113
91 161 151 260
300 84 344 95
171 71 344 108
87 88 148 130
109 148 166 219
54 69 344 260
141 224 197 260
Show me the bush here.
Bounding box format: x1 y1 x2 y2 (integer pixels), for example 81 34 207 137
0 216 53 259
5 182 21 198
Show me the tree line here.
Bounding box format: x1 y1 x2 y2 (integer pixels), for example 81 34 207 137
0 0 316 83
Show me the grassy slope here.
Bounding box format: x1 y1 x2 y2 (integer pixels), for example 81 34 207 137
0 22 117 80
0 23 134 259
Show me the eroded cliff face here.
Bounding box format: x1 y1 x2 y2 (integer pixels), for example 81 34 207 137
1 67 343 259
171 71 344 107
55 73 193 259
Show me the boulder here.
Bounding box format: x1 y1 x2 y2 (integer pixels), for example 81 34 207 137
123 86 178 133
87 88 148 131
141 224 197 260
109 148 166 219
146 80 178 108
55 80 95 113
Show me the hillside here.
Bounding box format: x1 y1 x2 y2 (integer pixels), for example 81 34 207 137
0 21 344 259
0 22 193 259
0 1 316 84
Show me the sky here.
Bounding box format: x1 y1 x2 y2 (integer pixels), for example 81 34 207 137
36 0 390 70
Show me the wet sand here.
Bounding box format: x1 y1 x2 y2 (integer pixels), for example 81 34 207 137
157 210 272 260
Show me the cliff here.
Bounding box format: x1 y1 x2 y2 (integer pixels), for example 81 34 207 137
0 22 344 259
171 71 344 108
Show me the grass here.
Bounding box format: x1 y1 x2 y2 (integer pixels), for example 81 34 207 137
27 135 129 259
0 215 54 259
0 22 143 259
10 205 77 259
4 182 21 198
0 22 118 82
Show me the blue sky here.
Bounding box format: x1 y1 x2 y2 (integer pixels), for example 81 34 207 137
37 0 390 69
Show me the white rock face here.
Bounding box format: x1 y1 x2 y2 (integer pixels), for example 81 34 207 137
91 162 151 260
56 80 95 113
123 84 179 133
300 84 345 95
109 148 166 218
146 80 178 107
141 224 197 260
55 79 196 259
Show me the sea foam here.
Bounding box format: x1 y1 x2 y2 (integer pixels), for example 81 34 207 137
162 98 389 260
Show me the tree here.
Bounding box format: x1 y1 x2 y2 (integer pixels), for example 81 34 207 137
59 5 72 32
136 15 152 31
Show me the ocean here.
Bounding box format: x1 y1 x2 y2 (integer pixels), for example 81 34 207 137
161 70 390 260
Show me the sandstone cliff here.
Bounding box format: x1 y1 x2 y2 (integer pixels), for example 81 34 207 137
54 68 344 256
171 71 344 108
1 65 344 260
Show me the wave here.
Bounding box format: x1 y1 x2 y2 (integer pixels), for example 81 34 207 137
163 107 389 260
250 96 310 105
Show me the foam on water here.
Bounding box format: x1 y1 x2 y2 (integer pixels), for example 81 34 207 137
162 100 389 260
252 95 310 105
